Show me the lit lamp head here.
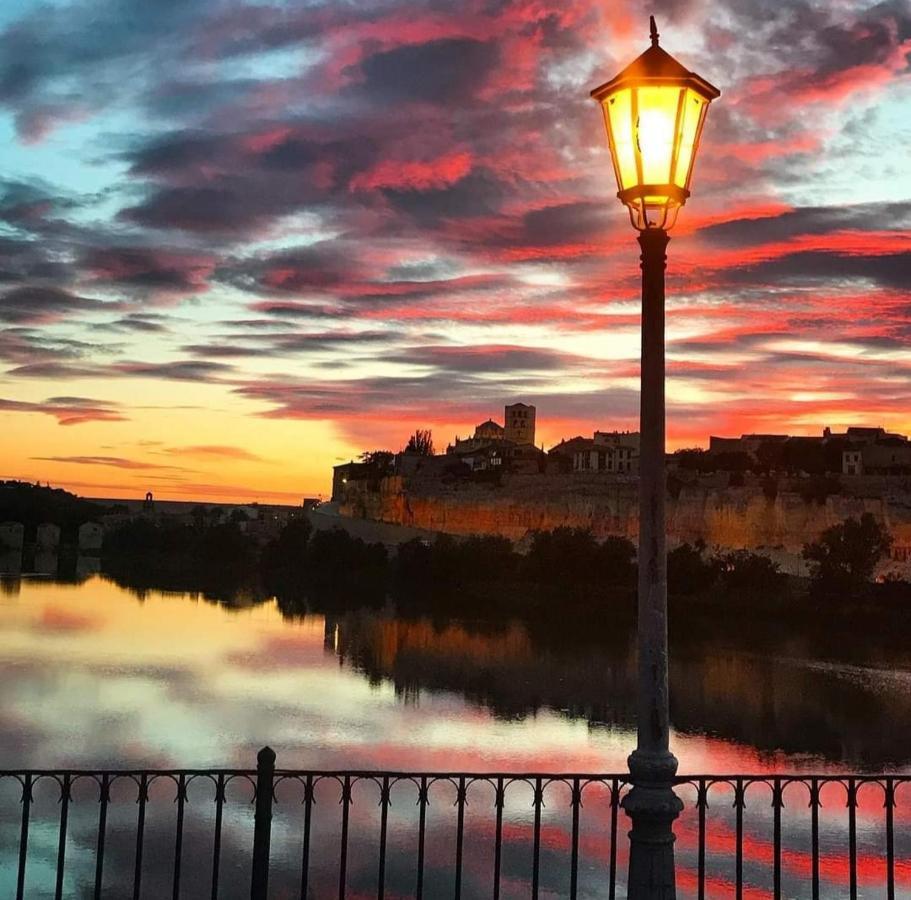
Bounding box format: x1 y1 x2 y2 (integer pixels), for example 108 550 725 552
591 16 719 231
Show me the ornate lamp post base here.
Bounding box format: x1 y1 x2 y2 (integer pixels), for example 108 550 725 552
624 750 684 899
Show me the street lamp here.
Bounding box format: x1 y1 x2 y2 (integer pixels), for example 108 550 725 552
590 16 719 900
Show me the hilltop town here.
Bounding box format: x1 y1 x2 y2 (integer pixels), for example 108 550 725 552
335 403 911 496
332 402 911 576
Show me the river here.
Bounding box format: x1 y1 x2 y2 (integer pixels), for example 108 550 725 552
1 574 909 897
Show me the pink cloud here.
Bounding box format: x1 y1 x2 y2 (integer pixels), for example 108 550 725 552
349 151 473 192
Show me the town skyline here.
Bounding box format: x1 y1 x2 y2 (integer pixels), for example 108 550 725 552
9 408 911 504
1 0 909 503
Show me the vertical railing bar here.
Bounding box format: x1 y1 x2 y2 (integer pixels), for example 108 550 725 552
848 778 857 900
735 778 743 900
531 777 542 900
810 778 820 900
173 773 186 900
454 776 466 900
609 779 619 900
377 776 390 900
300 775 314 900
493 777 504 900
94 773 110 900
773 778 782 900
886 778 895 900
16 773 32 900
133 774 148 900
54 773 71 900
697 781 706 900
570 777 580 900
211 773 225 900
338 775 351 900
251 748 276 900
416 777 427 900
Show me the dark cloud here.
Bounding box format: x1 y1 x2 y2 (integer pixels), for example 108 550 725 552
127 131 226 179
111 360 235 380
121 184 271 235
388 344 590 374
0 236 70 284
700 202 911 247
729 250 911 290
82 246 214 292
180 343 265 358
354 38 500 104
0 396 126 426
163 445 264 461
0 286 105 324
4 362 102 379
118 126 379 235
107 314 172 333
4 359 234 382
31 455 189 470
216 242 362 293
382 171 506 224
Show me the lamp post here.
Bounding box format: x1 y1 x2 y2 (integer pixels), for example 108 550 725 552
590 17 719 899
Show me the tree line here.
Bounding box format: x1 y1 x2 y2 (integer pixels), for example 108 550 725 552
100 511 909 614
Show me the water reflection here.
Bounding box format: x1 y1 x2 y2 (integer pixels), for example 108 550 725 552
1 576 910 771
324 608 911 770
2 577 911 898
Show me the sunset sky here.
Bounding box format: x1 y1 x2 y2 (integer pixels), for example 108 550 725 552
0 0 909 502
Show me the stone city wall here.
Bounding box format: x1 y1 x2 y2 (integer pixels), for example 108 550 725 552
337 473 911 576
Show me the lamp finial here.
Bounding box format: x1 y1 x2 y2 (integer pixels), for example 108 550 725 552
649 15 659 46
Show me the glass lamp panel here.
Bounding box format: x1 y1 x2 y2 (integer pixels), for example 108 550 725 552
673 88 706 190
635 86 681 188
604 88 637 191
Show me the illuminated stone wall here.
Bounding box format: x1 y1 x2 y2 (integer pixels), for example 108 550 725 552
337 472 911 577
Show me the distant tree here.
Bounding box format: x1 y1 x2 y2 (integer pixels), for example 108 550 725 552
230 507 251 523
260 518 313 592
525 527 602 586
668 540 719 595
359 450 395 472
600 535 637 587
405 430 435 456
803 513 892 597
306 529 388 596
715 550 786 597
673 448 709 472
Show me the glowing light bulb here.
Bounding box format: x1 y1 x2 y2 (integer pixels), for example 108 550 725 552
636 109 674 159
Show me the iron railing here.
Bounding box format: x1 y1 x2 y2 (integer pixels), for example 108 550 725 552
2 748 910 898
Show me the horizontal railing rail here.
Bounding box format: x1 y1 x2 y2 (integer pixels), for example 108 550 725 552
2 751 910 899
